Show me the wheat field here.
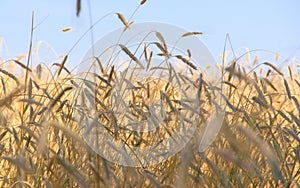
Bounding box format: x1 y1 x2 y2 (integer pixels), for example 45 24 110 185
0 2 300 187
0 44 299 187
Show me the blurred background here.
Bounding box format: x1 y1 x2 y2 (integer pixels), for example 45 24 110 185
0 0 299 70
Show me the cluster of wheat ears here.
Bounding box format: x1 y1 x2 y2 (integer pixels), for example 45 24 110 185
0 1 299 188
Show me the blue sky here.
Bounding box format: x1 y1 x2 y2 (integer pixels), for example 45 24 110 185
0 0 299 70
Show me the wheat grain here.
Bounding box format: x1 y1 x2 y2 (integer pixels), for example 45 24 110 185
283 78 291 99
116 13 129 29
175 55 197 70
181 32 203 37
140 0 147 5
119 44 144 68
263 62 283 76
57 55 68 76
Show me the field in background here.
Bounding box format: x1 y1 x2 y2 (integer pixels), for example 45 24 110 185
0 45 299 187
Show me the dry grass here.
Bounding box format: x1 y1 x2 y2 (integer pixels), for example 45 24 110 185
0 6 299 187
0 43 299 187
